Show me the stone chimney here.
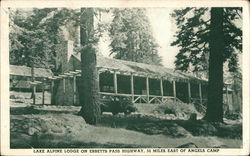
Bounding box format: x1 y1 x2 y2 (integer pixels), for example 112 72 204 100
56 40 74 74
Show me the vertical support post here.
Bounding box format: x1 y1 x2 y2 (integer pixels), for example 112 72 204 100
33 85 36 105
173 80 176 103
42 83 45 105
51 80 54 105
131 73 134 102
63 78 65 105
113 71 117 94
199 83 203 105
146 76 149 103
73 76 76 105
97 71 100 92
160 78 164 103
226 85 229 105
188 81 191 104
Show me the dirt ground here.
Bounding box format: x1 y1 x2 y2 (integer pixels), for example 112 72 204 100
10 107 242 148
9 91 242 148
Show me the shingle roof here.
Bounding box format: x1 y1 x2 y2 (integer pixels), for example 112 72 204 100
10 65 53 78
72 54 207 83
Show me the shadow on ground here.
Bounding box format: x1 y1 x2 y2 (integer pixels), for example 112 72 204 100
10 106 242 148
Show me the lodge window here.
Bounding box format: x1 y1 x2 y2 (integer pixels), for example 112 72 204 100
149 78 160 96
176 82 189 103
191 83 199 98
163 80 173 96
99 72 114 93
117 74 131 94
134 76 146 95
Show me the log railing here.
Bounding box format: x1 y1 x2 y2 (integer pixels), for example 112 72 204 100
99 92 184 104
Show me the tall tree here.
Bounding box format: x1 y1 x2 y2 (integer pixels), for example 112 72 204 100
9 9 56 69
78 8 101 125
9 8 80 73
171 7 242 122
10 8 101 124
205 8 224 122
109 8 162 65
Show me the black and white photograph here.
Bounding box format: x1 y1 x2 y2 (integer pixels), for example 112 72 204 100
1 0 249 155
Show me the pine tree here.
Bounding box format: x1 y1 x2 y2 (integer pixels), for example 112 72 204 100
9 8 80 72
78 8 101 125
205 8 224 122
109 8 162 65
171 7 242 122
171 7 242 73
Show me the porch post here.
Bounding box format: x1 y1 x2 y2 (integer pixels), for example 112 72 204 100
146 76 149 103
33 85 36 105
113 71 118 94
199 83 203 105
63 78 65 105
130 73 134 102
188 81 191 103
51 80 54 105
160 78 164 103
73 75 76 105
97 71 100 92
42 83 45 105
226 84 229 105
173 80 176 103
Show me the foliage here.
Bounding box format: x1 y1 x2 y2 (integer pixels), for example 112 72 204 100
171 7 242 73
154 102 199 118
109 8 162 66
9 8 79 72
100 96 136 115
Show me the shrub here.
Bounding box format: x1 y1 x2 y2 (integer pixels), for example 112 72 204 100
153 102 199 118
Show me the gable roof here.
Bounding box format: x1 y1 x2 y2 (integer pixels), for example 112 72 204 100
71 54 207 83
10 65 53 78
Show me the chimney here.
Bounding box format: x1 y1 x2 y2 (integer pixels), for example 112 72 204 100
56 40 74 73
67 40 74 62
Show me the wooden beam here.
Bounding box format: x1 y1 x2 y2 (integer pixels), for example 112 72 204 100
131 74 134 102
52 76 61 79
146 76 149 103
69 71 80 74
226 85 229 105
160 78 164 103
188 81 191 103
160 78 164 96
58 74 67 78
64 73 74 76
113 72 117 94
199 83 202 105
29 81 42 85
42 83 45 105
173 80 176 103
73 76 76 105
33 85 36 105
97 70 100 92
63 78 66 105
51 80 54 105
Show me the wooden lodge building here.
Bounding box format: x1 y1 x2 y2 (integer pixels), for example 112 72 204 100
50 41 211 108
9 40 239 112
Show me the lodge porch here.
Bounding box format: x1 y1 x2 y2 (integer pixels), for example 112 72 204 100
47 67 208 109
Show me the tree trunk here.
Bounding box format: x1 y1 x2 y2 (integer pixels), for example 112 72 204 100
30 59 35 99
204 8 224 122
78 8 101 125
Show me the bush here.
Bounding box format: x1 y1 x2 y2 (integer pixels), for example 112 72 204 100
153 102 199 118
224 111 242 120
100 96 137 115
